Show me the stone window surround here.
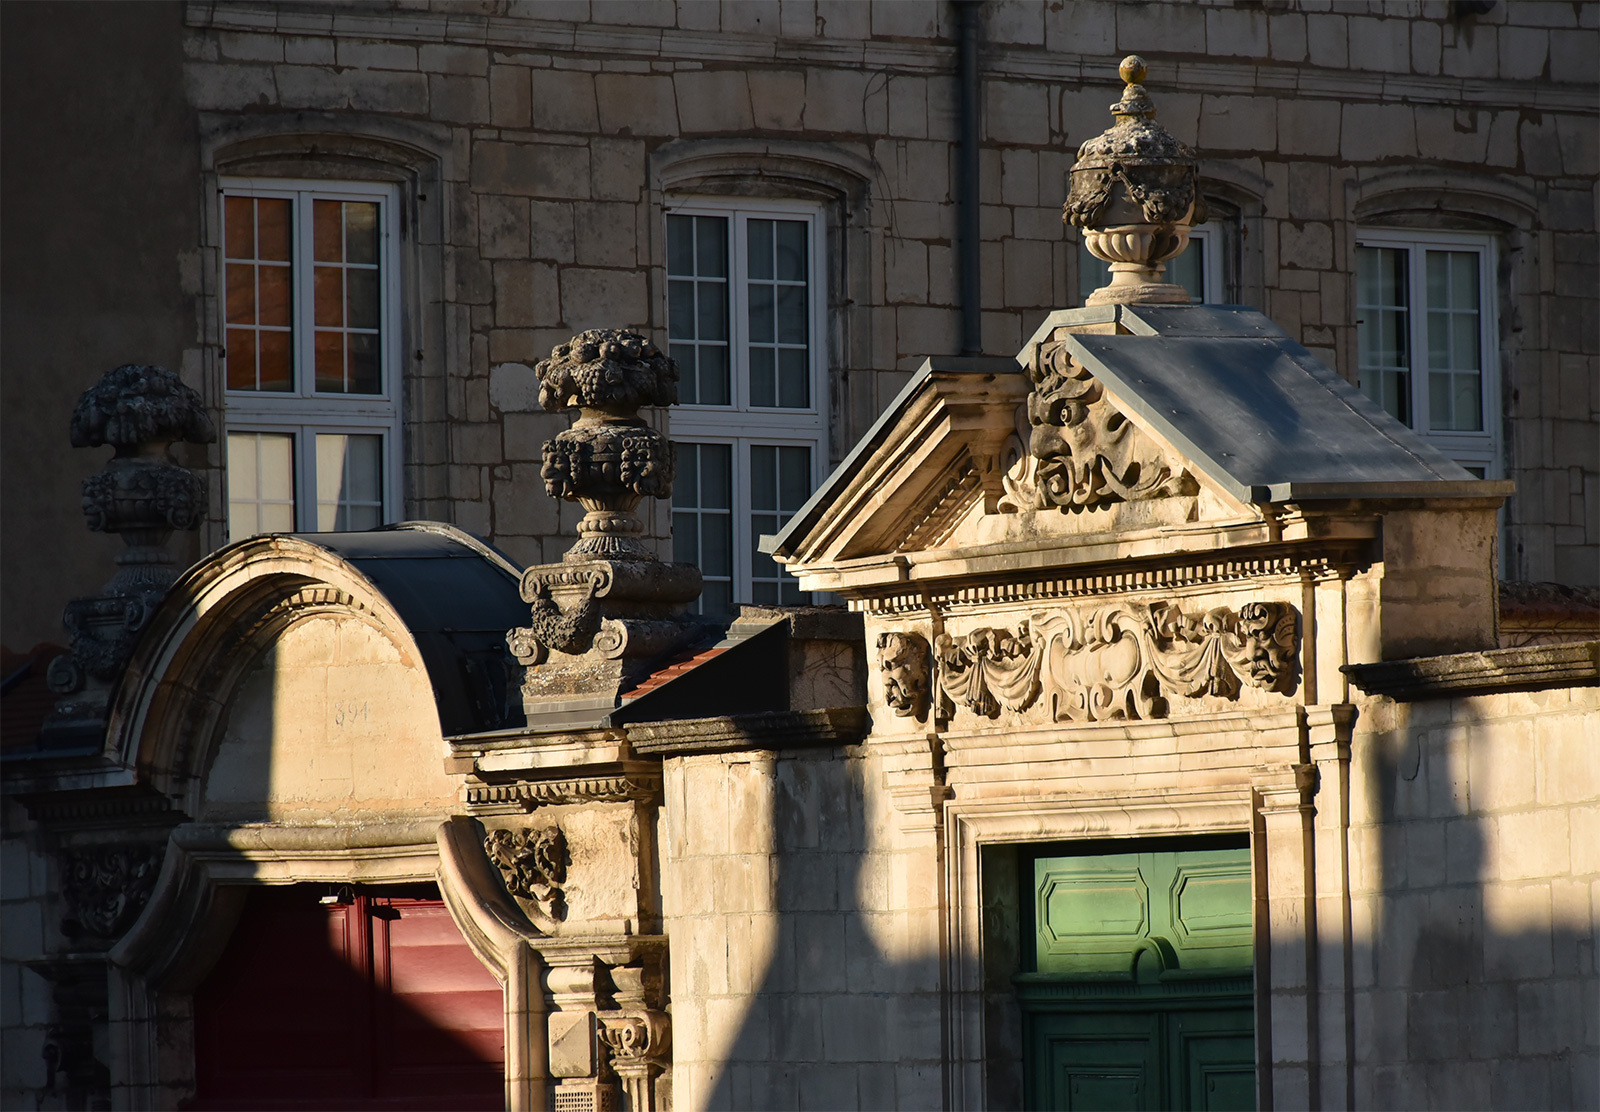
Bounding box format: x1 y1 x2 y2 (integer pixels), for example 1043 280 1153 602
218 175 405 538
646 139 875 466
1353 225 1502 476
198 118 455 551
1351 170 1539 575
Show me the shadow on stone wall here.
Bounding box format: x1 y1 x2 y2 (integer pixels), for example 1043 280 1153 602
704 748 944 1111
1360 694 1597 1110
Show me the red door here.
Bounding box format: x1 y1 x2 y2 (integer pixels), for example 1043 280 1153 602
190 885 505 1110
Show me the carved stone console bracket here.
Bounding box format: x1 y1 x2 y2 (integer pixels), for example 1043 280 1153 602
935 600 1299 722
59 843 166 943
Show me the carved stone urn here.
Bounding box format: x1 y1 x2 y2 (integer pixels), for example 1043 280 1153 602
43 364 216 747
509 330 707 721
537 329 678 562
1064 55 1206 306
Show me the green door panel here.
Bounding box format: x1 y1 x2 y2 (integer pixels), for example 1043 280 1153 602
1034 1013 1158 1112
1034 848 1252 976
1023 843 1256 1111
1171 1008 1256 1111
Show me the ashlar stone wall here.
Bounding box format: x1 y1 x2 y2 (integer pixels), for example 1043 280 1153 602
1347 685 1600 1108
660 746 945 1111
171 0 1596 586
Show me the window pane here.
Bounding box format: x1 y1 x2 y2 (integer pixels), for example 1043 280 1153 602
346 269 380 330
258 264 292 328
775 220 807 281
702 514 731 577
344 202 379 265
228 432 296 541
748 219 773 280
748 284 774 344
314 267 344 328
224 196 254 259
1455 372 1482 431
776 285 806 345
258 329 292 392
750 445 776 511
671 343 698 404
316 433 383 532
1169 237 1204 302
313 199 342 262
672 445 697 509
347 332 381 394
667 215 694 276
226 264 256 324
1078 241 1111 305
668 281 694 340
698 345 730 406
698 280 728 342
1356 245 1411 425
315 330 345 392
673 511 699 563
749 347 776 407
696 216 727 278
779 446 809 510
225 328 257 391
256 199 291 261
778 348 808 408
701 442 731 509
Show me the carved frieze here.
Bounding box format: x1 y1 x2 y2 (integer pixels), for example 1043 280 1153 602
876 631 931 719
484 825 568 923
59 844 163 941
1002 340 1195 513
934 601 1299 722
935 625 1042 718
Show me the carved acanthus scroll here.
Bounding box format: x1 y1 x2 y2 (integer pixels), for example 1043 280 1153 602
1001 340 1195 513
876 631 931 719
59 844 163 940
484 825 568 926
935 601 1298 722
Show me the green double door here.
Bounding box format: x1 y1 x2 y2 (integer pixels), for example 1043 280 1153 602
1020 841 1257 1111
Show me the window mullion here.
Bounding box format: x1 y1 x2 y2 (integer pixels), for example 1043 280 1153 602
1409 246 1430 435
731 212 749 413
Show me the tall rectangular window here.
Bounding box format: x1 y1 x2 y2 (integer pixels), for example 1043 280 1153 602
1356 231 1498 474
221 179 401 541
666 201 827 616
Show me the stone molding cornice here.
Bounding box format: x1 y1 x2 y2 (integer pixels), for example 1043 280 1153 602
855 548 1358 616
464 772 663 812
185 3 1596 114
1343 640 1599 701
625 706 868 756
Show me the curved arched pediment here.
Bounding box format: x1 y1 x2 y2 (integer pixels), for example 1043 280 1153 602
107 524 525 819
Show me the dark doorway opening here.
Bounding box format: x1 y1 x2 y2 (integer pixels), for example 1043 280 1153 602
1013 835 1256 1111
188 884 504 1111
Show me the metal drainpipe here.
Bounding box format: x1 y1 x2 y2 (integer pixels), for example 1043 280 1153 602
956 0 982 356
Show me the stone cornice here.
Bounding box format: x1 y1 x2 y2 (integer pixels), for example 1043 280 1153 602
625 706 867 756
1342 641 1599 701
186 3 1596 114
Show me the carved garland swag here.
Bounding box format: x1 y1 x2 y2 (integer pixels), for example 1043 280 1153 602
932 600 1298 722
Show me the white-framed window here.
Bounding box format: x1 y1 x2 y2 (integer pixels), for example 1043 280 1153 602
219 178 402 541
1355 229 1499 475
664 200 828 616
1078 221 1225 305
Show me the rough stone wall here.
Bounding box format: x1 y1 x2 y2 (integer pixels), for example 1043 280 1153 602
1348 685 1600 1108
660 747 945 1110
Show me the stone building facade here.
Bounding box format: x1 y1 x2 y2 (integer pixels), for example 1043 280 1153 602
1 2 1597 1110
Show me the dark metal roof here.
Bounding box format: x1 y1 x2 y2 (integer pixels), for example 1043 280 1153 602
293 522 528 736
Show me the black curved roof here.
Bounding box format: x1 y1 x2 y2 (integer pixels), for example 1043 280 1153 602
293 522 527 736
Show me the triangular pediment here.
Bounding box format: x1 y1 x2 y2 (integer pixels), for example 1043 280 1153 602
765 305 1512 595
